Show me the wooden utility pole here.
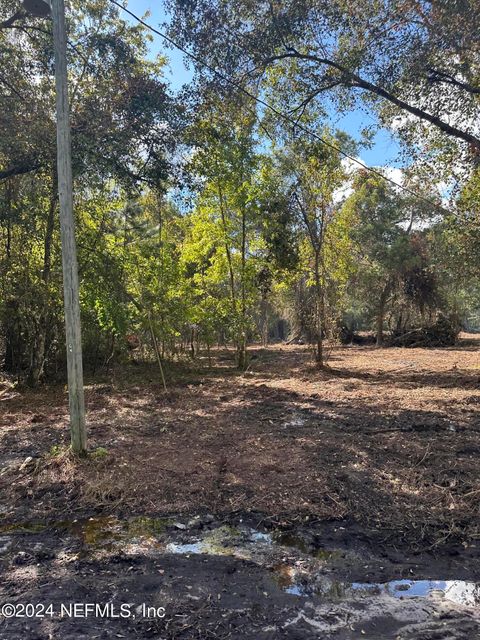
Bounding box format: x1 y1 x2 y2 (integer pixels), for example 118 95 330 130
51 0 87 454
23 0 87 453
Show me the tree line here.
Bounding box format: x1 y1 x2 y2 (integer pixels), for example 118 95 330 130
0 0 479 383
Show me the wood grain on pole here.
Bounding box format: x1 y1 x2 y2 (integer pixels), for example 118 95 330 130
51 0 87 453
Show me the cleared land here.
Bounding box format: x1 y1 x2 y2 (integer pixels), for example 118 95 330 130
0 339 479 638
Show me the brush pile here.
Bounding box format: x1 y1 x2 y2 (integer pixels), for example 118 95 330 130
389 315 459 347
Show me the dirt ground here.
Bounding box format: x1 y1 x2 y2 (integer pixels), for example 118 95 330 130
1 338 479 638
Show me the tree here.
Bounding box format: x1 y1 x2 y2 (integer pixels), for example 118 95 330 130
182 100 261 368
247 123 353 365
431 167 480 329
279 135 348 365
253 156 300 345
0 0 179 185
0 0 180 383
167 0 480 157
343 171 438 345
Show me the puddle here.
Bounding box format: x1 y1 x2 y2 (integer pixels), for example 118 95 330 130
280 577 480 608
165 527 340 564
2 516 479 610
0 522 48 534
165 540 244 556
60 515 173 552
285 584 304 596
249 530 272 543
351 580 480 606
166 542 205 554
0 517 341 570
272 532 341 560
0 537 12 554
165 526 245 557
73 515 171 543
0 516 172 556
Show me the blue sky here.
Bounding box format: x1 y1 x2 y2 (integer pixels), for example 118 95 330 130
124 0 403 169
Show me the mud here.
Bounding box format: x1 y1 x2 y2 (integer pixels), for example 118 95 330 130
0 514 479 639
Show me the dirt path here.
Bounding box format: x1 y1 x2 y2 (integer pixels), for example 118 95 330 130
1 341 479 637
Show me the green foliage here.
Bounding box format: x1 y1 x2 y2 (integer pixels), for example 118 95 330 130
0 0 477 384
340 172 447 338
49 444 63 458
90 446 109 460
167 0 480 185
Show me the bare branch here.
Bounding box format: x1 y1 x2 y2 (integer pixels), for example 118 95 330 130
260 48 480 150
0 10 26 29
427 68 480 95
0 162 41 180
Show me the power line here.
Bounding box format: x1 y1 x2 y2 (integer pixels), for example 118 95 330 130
110 0 448 213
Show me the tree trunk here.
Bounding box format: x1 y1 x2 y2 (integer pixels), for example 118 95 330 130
261 294 269 347
206 340 212 368
2 181 15 372
376 283 390 347
217 181 237 313
237 337 247 370
313 250 324 368
238 205 248 369
4 299 21 373
5 178 12 259
376 307 385 347
148 313 167 392
28 185 57 386
190 325 196 359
